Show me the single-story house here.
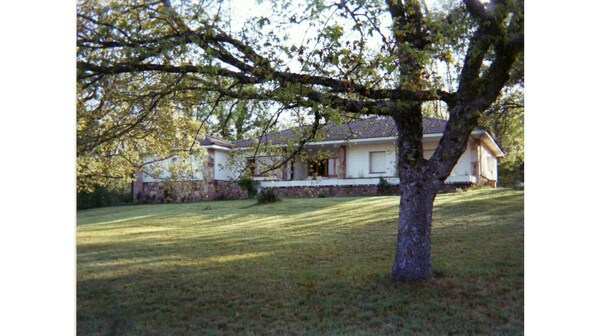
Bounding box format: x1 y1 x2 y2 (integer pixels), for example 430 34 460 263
133 116 504 203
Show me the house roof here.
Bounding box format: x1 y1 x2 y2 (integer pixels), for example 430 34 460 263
198 135 233 148
322 116 449 141
233 116 452 148
199 116 503 157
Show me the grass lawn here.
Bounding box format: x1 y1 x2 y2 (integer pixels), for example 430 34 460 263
77 188 523 335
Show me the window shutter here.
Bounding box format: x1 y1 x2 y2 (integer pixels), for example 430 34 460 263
370 151 386 173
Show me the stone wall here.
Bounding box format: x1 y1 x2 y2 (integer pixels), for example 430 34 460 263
135 180 473 204
261 184 400 198
135 180 246 204
437 183 474 193
261 182 472 198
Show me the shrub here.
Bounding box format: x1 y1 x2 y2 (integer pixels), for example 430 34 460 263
163 187 173 203
377 177 392 195
498 154 524 187
77 184 133 210
256 189 281 204
513 182 524 191
237 175 259 198
317 191 327 198
215 193 230 201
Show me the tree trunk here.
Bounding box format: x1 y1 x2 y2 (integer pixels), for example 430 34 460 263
391 177 437 283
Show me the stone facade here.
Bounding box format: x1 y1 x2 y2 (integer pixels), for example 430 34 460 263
135 180 246 204
261 184 400 198
135 179 472 203
260 182 472 198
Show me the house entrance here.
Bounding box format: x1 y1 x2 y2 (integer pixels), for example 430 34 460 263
309 159 328 177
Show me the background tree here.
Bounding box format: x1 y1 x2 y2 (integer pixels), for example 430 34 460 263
77 0 523 282
480 88 524 186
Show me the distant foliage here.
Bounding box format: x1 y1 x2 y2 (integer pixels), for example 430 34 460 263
498 154 524 187
77 184 132 210
257 189 281 204
479 89 524 187
237 175 259 198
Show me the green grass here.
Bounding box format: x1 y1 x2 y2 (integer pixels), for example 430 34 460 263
77 188 523 335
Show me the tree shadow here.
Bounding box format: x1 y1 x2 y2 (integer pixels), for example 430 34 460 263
77 191 523 335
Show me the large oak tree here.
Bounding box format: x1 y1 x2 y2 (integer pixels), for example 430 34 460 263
77 0 523 282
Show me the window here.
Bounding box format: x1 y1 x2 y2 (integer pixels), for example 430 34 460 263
309 159 328 177
486 156 494 174
328 158 337 177
247 158 257 176
369 151 386 173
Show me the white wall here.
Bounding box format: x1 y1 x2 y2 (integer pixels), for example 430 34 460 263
480 142 498 180
224 150 286 180
452 149 472 176
342 139 473 179
345 143 397 178
142 148 234 182
142 137 490 183
293 156 309 180
142 154 205 182
214 149 234 180
422 139 472 177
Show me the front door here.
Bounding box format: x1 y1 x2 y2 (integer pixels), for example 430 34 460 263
309 159 328 177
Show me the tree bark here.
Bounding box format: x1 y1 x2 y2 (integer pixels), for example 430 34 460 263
391 175 437 283
390 104 438 283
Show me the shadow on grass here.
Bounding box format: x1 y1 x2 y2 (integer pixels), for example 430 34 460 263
78 191 523 335
77 196 378 227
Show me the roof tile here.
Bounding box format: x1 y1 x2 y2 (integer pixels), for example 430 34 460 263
233 116 449 148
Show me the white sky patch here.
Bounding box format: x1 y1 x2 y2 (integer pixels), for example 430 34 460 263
182 0 466 125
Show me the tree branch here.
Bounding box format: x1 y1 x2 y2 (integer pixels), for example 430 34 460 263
428 0 523 183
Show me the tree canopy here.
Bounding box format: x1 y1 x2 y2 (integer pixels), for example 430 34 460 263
77 0 523 190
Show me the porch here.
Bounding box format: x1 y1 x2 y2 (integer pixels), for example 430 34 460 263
258 175 477 189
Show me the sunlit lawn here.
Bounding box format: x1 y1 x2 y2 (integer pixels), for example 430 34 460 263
77 188 523 335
